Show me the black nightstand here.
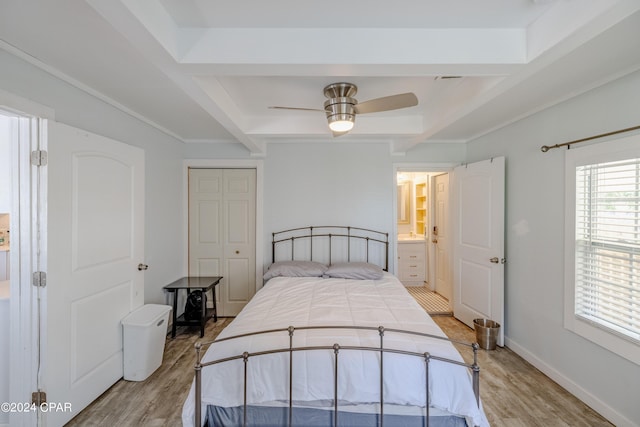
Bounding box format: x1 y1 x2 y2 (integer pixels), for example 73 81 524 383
163 276 222 338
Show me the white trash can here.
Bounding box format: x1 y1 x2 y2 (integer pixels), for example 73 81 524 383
122 304 172 381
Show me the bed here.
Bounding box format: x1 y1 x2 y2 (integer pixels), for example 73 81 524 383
182 226 489 427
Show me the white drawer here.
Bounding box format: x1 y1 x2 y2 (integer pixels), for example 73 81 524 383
398 243 425 259
400 252 423 263
399 268 425 282
399 260 425 273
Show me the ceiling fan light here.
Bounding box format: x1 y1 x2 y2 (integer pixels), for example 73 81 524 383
328 118 354 132
325 100 356 133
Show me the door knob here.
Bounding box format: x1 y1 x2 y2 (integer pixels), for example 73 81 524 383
138 263 149 271
235 250 240 254
489 257 499 264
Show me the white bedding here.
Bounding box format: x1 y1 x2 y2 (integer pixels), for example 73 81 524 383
182 273 489 427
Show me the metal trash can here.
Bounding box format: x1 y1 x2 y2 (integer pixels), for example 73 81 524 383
122 304 172 381
473 318 500 350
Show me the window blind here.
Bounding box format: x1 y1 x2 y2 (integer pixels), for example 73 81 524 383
575 158 640 342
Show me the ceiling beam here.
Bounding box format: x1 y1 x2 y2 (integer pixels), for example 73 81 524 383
180 28 526 66
88 0 266 154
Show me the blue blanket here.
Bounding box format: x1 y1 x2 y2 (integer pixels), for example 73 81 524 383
207 404 468 427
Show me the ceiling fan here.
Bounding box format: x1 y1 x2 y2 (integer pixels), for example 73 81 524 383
269 82 418 137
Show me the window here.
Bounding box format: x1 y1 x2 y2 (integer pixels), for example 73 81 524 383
565 134 640 365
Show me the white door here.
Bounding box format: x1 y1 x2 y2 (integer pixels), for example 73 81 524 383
452 157 505 346
44 121 145 426
189 168 223 279
433 173 452 303
189 169 256 316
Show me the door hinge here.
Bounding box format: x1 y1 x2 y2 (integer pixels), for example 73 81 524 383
31 150 48 166
32 391 47 405
32 271 47 287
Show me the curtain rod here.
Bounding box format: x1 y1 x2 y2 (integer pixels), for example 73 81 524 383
540 124 640 153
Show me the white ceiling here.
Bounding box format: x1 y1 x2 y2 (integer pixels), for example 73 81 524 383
1 0 640 155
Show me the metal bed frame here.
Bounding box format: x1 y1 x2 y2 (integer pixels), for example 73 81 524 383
191 226 482 427
271 225 390 271
193 325 480 427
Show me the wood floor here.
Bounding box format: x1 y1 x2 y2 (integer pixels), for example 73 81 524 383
65 318 612 427
432 317 612 427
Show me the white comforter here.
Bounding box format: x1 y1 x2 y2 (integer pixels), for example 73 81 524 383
182 273 489 427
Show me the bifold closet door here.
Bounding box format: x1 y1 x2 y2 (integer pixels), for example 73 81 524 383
189 168 256 316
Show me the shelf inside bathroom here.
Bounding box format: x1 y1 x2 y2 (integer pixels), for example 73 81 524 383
415 182 427 236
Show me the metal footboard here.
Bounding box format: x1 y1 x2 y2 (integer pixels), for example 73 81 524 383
193 325 480 427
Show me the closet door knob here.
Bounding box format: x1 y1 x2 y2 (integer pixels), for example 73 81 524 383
138 263 149 271
235 250 240 254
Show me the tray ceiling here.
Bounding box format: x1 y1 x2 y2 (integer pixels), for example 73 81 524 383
1 0 640 155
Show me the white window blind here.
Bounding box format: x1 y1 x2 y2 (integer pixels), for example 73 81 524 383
575 158 640 343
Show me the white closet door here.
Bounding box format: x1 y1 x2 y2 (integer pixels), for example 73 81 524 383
189 169 223 278
45 121 145 426
189 169 256 316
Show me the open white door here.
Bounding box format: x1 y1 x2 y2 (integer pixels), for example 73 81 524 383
433 173 452 303
43 122 145 426
452 157 505 346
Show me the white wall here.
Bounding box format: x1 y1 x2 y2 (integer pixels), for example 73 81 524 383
0 116 11 214
0 50 185 305
265 142 392 235
467 69 640 426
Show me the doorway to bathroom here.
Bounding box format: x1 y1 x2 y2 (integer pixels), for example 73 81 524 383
395 166 453 314
396 159 505 345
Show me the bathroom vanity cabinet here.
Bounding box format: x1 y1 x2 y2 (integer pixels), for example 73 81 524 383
397 240 426 286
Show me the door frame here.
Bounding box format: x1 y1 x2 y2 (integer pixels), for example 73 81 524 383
392 163 456 280
0 89 55 427
182 159 264 294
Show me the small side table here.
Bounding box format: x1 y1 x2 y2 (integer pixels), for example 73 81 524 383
163 276 222 338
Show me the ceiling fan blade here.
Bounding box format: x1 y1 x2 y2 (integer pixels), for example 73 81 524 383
268 106 324 112
332 129 349 138
353 92 418 114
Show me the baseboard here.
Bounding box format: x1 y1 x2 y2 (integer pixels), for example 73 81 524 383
505 336 638 427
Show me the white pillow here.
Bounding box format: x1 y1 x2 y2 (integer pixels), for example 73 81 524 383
263 261 328 280
324 262 384 280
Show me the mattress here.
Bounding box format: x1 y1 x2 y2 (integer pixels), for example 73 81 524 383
182 272 488 427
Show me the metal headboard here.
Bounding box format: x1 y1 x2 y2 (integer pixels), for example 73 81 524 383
271 226 389 271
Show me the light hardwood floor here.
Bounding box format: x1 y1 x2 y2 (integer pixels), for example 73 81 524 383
65 318 612 426
432 317 612 427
